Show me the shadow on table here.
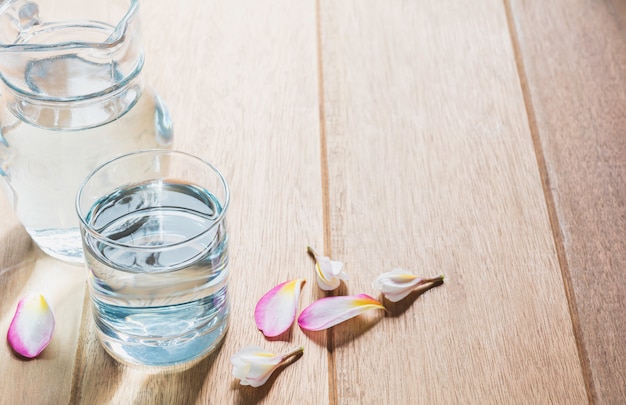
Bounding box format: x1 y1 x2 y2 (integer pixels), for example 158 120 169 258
70 323 224 404
0 223 34 311
297 280 445 349
329 313 385 349
0 223 33 275
381 279 445 317
136 347 221 404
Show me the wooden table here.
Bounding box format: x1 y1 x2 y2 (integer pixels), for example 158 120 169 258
1 0 624 403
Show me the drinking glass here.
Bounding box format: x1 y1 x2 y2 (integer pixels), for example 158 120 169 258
76 149 229 367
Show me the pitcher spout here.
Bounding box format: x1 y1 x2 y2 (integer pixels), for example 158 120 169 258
0 0 143 100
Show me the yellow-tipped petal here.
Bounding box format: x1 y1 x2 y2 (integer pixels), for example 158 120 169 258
308 246 348 291
297 294 385 331
254 279 306 337
7 294 55 358
231 345 304 387
373 268 444 302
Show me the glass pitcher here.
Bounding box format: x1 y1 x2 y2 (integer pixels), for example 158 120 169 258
0 0 173 263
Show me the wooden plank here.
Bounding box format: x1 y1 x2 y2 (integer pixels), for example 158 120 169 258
0 179 87 403
507 0 626 402
70 0 327 403
319 0 588 403
0 256 86 404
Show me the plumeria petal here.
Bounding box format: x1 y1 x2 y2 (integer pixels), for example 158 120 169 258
231 345 304 387
373 268 445 302
298 294 386 331
307 246 348 291
255 279 306 337
7 294 55 358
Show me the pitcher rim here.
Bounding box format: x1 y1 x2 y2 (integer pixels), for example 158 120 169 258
0 0 139 52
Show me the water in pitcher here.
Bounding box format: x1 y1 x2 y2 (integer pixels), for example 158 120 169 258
0 84 172 262
0 13 173 262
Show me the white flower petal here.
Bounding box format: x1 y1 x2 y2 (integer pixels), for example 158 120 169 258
373 269 444 302
7 294 55 358
308 246 347 291
231 346 304 387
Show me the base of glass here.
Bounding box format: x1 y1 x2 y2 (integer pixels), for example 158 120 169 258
27 227 85 264
96 319 229 369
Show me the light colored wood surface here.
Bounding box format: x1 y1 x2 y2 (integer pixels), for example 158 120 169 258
72 1 328 403
320 0 586 403
0 0 623 403
0 196 85 405
508 0 626 403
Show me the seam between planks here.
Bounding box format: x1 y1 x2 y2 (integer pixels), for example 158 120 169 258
502 0 595 403
67 283 91 405
315 1 338 404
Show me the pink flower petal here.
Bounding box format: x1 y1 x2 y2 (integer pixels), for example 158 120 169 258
255 279 306 337
297 294 386 331
7 294 55 358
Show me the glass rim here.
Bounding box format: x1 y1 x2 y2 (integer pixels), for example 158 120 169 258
75 148 230 251
0 0 139 52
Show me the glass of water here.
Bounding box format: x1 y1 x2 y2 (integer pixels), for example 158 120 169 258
76 149 230 367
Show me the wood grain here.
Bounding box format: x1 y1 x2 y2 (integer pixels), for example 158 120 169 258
507 0 626 402
1 0 622 403
0 180 86 404
319 0 587 403
70 0 328 403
